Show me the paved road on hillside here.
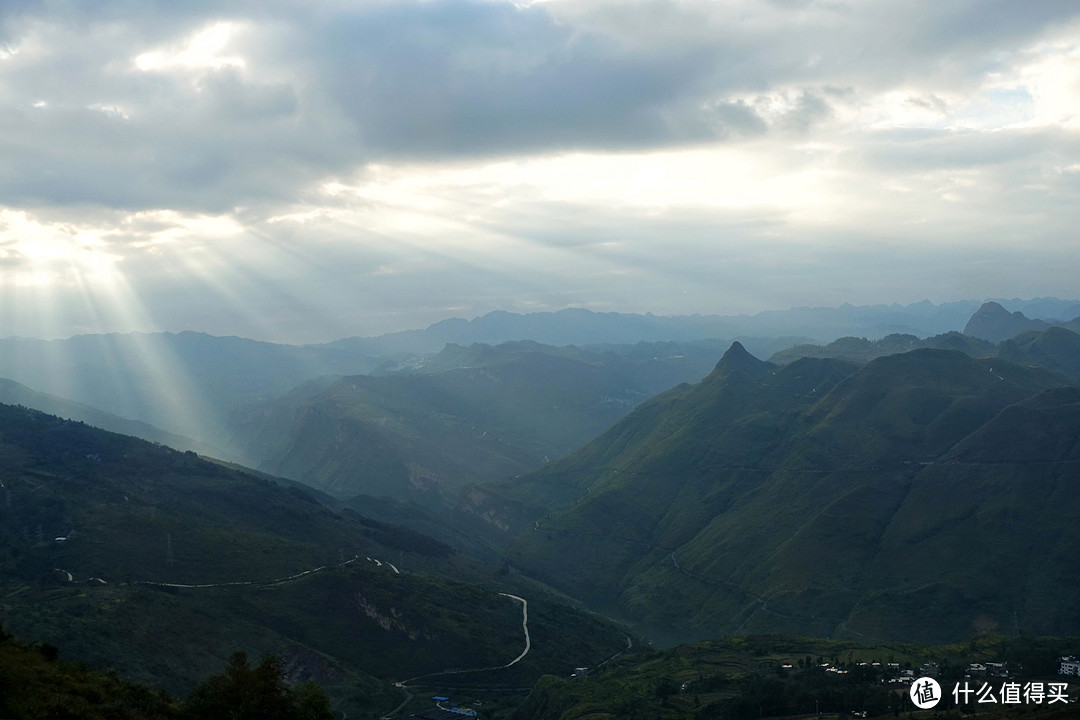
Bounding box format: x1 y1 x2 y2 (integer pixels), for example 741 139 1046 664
397 592 531 685
384 592 531 718
134 555 364 589
498 593 530 666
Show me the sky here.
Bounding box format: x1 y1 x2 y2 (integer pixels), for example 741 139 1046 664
1 0 1078 344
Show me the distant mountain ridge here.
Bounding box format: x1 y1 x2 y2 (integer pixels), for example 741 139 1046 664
768 332 996 366
0 298 1074 470
769 312 1080 381
323 298 1080 353
0 376 219 456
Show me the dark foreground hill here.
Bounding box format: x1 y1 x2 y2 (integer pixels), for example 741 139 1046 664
0 626 337 720
504 345 1080 645
0 404 628 717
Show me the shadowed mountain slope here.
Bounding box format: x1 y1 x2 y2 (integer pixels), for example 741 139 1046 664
768 332 996 366
235 342 721 512
998 326 1080 381
0 376 215 455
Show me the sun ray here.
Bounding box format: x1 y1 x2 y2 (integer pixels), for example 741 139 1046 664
0 207 233 449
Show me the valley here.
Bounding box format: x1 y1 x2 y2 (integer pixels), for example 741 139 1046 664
1 301 1079 717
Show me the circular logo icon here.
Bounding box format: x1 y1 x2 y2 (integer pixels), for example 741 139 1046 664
910 677 941 709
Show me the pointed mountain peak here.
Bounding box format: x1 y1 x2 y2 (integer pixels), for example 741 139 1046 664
722 340 752 360
711 341 771 379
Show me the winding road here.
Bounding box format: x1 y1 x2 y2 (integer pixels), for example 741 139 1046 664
135 555 362 589
383 592 532 718
497 593 530 666
73 551 531 719
397 592 532 685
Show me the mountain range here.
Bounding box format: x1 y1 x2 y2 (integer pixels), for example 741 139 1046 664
0 298 1073 456
2 298 1080 714
321 298 1080 352
233 341 724 500
503 339 1080 644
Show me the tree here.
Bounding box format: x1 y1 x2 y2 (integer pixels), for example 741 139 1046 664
184 651 333 720
656 676 679 706
293 682 335 720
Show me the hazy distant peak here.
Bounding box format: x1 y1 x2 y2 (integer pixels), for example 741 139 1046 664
964 301 1050 343
974 301 1018 320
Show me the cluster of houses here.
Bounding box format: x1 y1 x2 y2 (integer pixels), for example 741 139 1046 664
775 658 1073 684
869 662 917 686
967 662 1009 678
779 660 916 683
406 698 480 720
803 656 1080 679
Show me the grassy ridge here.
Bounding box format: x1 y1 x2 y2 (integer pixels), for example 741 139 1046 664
505 348 1079 643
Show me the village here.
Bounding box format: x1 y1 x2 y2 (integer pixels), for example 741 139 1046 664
774 653 1080 711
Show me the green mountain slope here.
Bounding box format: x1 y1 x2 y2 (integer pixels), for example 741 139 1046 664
0 404 628 716
505 346 1078 644
998 327 1080 381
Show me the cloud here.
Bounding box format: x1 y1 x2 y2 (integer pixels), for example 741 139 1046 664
1 0 1079 341
2 0 1077 214
306 1 723 157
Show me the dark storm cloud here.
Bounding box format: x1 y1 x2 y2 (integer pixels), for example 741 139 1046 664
307 1 720 157
703 100 769 138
